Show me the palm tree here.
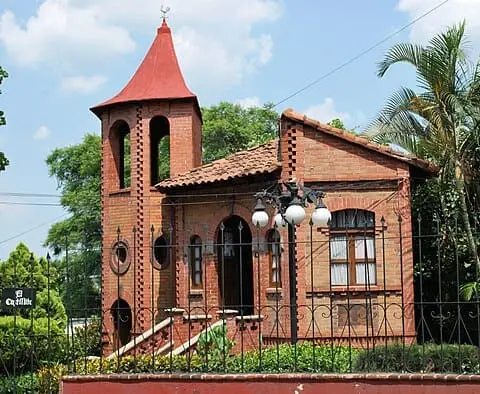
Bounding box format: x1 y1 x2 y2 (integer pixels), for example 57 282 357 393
368 22 480 271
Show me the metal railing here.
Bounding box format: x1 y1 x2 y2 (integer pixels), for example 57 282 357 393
1 214 480 393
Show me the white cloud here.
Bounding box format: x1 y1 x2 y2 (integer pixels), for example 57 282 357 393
303 98 351 124
61 75 107 94
235 96 261 108
33 125 51 140
0 0 136 67
397 0 480 46
0 0 283 90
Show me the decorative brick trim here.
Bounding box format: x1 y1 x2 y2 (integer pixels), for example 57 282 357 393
135 104 145 332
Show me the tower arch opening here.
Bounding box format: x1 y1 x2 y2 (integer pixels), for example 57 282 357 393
150 116 170 185
109 120 131 189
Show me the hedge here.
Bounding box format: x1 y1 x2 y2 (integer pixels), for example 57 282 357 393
0 316 65 374
3 343 480 394
355 343 480 374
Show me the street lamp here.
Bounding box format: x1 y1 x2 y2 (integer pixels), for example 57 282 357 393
251 181 330 344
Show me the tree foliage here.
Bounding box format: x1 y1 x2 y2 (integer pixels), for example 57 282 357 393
327 118 346 130
201 102 278 164
0 66 8 172
0 244 67 374
368 22 480 272
0 243 66 324
45 134 102 316
45 134 101 253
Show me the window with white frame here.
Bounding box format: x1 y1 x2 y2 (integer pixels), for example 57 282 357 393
190 235 202 289
329 209 376 286
267 229 282 287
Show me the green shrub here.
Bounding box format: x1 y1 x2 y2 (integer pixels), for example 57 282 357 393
36 364 67 394
355 343 480 374
23 342 480 394
0 316 66 374
68 318 102 360
0 373 39 394
196 323 234 366
227 342 356 373
67 342 356 374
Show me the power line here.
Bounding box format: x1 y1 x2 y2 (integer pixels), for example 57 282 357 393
0 177 477 207
0 201 61 207
0 180 402 208
0 213 67 246
0 0 454 206
272 0 450 108
0 192 61 198
0 0 457 249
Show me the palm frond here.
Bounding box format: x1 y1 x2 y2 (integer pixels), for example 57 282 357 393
377 43 424 78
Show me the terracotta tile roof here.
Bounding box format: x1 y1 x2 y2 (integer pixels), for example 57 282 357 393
282 109 439 175
156 139 280 190
91 20 197 116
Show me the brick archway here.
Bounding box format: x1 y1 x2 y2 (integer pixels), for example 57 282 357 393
110 298 132 350
216 215 254 314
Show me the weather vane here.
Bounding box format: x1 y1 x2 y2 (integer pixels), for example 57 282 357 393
161 5 171 22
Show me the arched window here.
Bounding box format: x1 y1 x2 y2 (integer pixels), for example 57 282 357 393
329 209 376 286
190 235 202 289
152 235 170 270
150 116 170 185
267 229 282 287
110 298 132 347
110 120 130 189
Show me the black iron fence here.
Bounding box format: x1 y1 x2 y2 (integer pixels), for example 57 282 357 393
1 215 480 392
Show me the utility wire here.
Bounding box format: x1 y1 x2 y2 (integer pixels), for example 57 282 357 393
0 201 61 207
0 192 61 198
1 176 478 207
272 0 450 108
0 0 455 247
0 2 452 204
0 213 67 246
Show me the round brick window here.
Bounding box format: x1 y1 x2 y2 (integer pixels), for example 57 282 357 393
152 236 169 270
110 241 131 275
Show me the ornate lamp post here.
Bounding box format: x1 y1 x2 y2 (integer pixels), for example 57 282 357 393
251 181 330 344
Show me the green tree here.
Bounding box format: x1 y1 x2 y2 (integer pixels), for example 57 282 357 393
0 66 8 172
0 243 66 324
368 22 480 271
202 102 278 163
0 244 67 373
45 134 101 317
327 118 346 130
46 134 101 252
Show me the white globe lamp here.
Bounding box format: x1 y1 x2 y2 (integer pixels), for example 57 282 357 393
284 199 306 225
311 199 331 227
252 198 269 228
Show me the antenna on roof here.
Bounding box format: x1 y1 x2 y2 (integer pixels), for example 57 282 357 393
161 5 171 22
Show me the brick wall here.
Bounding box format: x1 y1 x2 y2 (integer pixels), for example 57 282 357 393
99 98 202 353
99 103 419 353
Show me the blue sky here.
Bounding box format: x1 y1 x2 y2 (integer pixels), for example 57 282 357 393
0 0 479 259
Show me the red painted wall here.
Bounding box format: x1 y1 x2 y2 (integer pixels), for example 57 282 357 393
62 374 480 394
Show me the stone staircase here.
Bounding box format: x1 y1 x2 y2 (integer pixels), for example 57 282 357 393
106 308 266 359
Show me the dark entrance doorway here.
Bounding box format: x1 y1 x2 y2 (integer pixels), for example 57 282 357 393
217 216 254 314
111 298 132 348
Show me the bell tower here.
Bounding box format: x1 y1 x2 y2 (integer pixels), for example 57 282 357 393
91 17 202 351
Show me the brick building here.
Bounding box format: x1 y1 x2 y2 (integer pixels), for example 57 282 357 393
91 19 437 355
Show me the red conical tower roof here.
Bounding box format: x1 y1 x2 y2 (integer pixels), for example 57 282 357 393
91 19 197 115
